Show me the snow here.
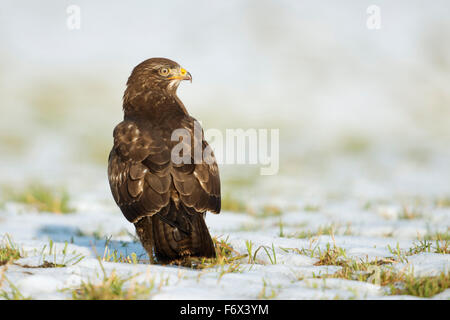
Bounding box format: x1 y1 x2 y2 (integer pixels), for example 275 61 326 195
1 200 448 299
393 253 450 277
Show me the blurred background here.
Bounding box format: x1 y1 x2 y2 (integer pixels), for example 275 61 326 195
0 0 449 212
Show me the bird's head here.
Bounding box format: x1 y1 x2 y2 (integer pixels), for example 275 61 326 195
124 58 192 101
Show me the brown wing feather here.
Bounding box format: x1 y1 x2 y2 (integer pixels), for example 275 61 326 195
108 121 171 223
170 119 221 214
108 118 221 224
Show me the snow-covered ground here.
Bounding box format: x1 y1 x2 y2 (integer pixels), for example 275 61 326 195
1 167 449 300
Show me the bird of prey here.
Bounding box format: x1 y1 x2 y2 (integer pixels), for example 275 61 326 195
108 58 221 264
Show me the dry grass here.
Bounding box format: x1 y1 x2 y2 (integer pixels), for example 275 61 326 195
288 241 348 267
186 236 247 276
390 272 449 297
221 193 249 213
398 206 423 220
291 224 352 239
3 183 74 214
0 235 21 266
71 271 155 300
221 194 283 218
435 197 450 208
290 239 449 298
70 260 160 300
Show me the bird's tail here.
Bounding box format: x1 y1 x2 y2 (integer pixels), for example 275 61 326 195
134 202 215 264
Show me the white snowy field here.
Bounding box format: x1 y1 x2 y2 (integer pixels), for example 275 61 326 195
0 157 449 300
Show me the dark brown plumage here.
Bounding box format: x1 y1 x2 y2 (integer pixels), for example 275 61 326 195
108 58 220 264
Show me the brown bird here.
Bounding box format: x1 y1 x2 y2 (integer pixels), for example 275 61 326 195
108 58 220 264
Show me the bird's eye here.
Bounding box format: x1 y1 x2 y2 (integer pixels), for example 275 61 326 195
159 68 170 76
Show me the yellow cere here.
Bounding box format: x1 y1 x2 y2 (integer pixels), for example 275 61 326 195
180 68 187 75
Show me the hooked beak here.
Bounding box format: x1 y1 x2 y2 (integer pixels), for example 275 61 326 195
169 68 192 83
